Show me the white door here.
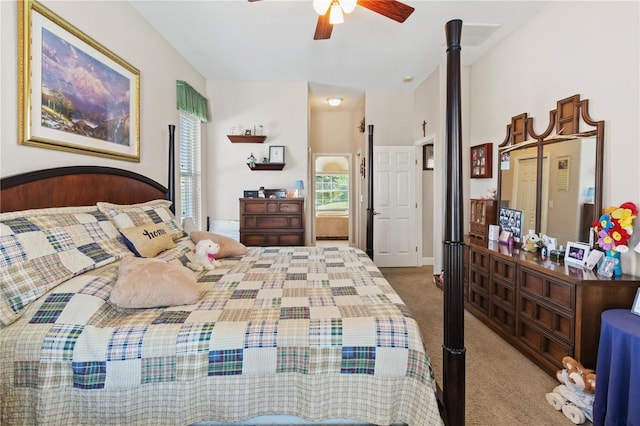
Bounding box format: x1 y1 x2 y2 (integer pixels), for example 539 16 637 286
373 146 417 267
513 157 537 234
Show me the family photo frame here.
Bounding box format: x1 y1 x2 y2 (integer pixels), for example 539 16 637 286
18 0 141 162
498 207 523 241
564 241 590 266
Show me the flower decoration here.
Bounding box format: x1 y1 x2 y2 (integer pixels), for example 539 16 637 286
592 202 638 255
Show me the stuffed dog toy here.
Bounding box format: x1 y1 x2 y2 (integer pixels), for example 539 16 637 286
187 239 221 272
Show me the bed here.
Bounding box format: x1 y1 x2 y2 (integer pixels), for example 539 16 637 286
1 19 465 426
1 173 441 425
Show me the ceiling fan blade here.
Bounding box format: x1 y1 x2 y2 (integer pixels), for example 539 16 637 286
358 0 415 23
314 13 333 40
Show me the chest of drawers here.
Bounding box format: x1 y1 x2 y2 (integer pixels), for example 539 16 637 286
239 198 304 246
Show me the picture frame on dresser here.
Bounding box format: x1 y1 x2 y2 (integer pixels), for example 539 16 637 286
470 143 492 178
632 289 640 316
498 207 523 241
564 241 590 266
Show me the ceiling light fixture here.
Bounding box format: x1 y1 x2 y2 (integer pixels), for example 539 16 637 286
327 97 343 107
313 0 357 24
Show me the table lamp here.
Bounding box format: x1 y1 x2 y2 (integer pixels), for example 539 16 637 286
294 180 304 198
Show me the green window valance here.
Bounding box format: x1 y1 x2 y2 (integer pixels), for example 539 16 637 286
176 80 208 122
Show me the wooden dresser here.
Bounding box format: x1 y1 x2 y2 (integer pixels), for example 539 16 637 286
469 199 497 241
465 238 640 376
239 198 304 246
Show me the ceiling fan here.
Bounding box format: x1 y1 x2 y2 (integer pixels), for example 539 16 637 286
248 0 415 40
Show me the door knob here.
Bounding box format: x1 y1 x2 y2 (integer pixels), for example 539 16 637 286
373 210 380 215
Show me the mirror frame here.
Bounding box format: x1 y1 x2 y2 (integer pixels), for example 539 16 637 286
496 94 604 236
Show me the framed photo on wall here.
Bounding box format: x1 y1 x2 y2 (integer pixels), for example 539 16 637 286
470 143 493 178
18 0 140 162
423 144 434 170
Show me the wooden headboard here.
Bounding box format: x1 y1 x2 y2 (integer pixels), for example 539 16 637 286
0 166 169 213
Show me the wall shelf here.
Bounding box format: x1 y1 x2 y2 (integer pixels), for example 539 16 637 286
247 163 285 171
227 135 267 143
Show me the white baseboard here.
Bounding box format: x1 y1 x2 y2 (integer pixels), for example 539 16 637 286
422 257 434 266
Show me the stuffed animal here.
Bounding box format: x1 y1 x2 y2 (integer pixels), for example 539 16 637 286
558 356 596 394
187 239 221 272
523 233 542 252
545 356 596 424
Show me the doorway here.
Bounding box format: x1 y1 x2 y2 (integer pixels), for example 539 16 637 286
312 155 352 246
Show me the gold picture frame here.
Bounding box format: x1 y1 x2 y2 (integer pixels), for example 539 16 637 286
18 1 141 162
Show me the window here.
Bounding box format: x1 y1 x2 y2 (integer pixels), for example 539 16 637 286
179 111 202 228
315 174 349 212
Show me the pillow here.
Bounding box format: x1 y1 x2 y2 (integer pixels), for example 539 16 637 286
120 223 176 257
190 231 247 258
97 199 184 241
0 206 131 325
109 256 200 308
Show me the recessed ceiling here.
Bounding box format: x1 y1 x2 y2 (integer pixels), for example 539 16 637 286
130 1 548 110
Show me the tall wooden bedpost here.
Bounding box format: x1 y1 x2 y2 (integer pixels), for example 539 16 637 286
443 18 466 426
168 124 176 213
366 124 375 259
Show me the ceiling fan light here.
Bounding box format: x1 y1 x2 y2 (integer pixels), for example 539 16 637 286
312 0 332 15
329 2 344 24
327 97 343 107
339 0 357 14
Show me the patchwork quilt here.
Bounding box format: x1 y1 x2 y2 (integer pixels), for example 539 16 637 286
1 243 442 425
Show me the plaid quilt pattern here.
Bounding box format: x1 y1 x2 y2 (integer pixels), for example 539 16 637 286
1 245 441 425
0 207 132 325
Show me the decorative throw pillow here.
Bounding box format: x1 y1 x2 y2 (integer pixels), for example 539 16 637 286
120 223 175 257
97 199 185 241
110 257 200 308
189 231 248 258
0 206 131 325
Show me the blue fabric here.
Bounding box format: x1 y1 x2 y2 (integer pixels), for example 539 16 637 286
593 309 640 426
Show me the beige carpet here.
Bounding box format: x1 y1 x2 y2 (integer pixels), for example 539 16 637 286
381 266 590 426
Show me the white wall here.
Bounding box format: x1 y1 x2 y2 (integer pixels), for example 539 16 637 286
469 1 640 274
205 80 309 228
0 0 206 198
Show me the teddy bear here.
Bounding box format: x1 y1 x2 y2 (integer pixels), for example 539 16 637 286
187 239 221 272
545 356 596 424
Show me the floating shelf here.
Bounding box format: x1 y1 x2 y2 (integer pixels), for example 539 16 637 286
227 135 267 143
247 163 285 171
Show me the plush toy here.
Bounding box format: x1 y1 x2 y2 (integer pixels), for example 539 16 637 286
523 233 542 252
545 356 596 424
187 239 221 272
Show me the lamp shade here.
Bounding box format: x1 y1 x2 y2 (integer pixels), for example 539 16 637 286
295 180 304 190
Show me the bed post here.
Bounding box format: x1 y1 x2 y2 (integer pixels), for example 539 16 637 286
442 18 466 426
168 124 176 213
366 124 375 259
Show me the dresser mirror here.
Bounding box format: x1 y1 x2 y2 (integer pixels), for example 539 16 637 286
496 95 604 247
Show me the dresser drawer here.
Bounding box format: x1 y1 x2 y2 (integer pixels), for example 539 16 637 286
492 258 515 283
242 215 303 229
470 248 490 272
518 318 571 370
242 200 302 215
520 267 574 311
241 231 304 246
519 293 573 343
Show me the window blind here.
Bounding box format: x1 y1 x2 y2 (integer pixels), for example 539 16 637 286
179 110 202 228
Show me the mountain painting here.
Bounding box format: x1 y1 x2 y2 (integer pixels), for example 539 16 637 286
40 28 131 146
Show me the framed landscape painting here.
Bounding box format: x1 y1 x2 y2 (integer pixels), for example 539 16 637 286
18 0 140 161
